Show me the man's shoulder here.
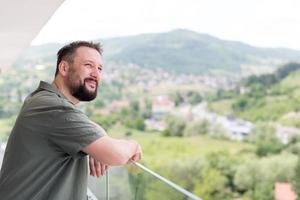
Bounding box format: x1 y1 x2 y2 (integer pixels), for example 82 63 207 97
24 89 75 111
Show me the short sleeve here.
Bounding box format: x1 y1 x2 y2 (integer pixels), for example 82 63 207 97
50 109 106 157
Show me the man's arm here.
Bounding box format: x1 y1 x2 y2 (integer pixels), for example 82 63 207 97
83 121 142 166
83 136 142 166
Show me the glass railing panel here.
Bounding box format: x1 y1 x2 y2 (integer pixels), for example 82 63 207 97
88 162 201 200
88 173 107 199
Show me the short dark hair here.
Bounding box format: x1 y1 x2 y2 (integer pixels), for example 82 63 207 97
55 41 103 76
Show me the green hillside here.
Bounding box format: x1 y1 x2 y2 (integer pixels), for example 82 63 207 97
209 63 300 126
102 29 300 74
16 29 300 74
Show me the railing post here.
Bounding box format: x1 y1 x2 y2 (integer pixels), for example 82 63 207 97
106 169 109 200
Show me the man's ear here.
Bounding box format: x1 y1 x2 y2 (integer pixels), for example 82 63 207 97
58 61 70 77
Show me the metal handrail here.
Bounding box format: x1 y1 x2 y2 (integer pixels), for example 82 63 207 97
96 162 203 200
106 170 109 200
132 161 203 200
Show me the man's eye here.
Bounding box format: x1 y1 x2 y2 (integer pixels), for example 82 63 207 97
98 67 102 72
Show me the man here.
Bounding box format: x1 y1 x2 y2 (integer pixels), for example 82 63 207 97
0 41 142 200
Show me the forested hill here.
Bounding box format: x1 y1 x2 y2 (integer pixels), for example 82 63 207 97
209 63 300 126
17 29 300 74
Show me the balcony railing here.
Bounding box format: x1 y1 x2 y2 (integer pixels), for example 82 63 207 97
0 143 202 199
88 161 202 200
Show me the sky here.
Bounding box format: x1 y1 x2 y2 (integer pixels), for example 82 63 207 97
32 0 300 50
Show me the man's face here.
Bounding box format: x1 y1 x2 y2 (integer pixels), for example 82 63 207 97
66 46 103 101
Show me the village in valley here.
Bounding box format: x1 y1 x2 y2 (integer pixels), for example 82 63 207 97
88 63 300 145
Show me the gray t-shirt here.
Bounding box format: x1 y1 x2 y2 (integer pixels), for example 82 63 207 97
0 81 104 200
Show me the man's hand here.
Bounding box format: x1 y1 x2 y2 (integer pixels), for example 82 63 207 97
89 156 109 177
128 143 143 163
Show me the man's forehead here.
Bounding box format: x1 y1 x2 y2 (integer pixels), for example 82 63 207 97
74 46 103 64
75 46 101 57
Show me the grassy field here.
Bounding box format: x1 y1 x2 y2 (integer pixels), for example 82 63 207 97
108 124 255 168
0 118 256 170
208 99 234 115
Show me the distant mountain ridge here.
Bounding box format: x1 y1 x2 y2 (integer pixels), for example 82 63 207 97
19 29 300 74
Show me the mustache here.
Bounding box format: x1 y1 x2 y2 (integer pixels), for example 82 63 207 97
84 77 98 85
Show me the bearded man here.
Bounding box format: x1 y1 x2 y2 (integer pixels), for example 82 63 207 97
0 41 142 200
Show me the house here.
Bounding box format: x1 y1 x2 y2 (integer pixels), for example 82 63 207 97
174 105 194 120
144 119 166 131
192 103 253 140
274 183 297 200
108 100 130 112
276 125 300 144
94 100 130 116
152 95 175 119
222 117 253 141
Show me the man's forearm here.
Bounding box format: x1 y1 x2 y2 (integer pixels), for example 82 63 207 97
83 136 142 166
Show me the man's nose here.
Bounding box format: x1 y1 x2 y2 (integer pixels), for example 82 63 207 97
91 67 101 79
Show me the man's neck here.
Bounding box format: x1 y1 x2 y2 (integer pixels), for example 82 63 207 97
52 79 80 105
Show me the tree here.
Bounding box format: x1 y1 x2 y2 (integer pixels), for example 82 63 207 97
251 183 273 200
162 116 186 137
249 123 284 157
118 102 146 131
286 135 300 155
205 151 237 190
235 154 297 199
209 123 228 139
134 117 145 131
91 113 120 130
248 83 266 98
184 119 210 136
276 62 300 80
293 154 300 199
94 98 104 108
232 97 249 112
186 91 203 105
171 92 183 106
141 98 152 119
130 101 140 114
194 167 228 200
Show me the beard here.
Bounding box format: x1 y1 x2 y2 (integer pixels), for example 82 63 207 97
68 76 98 102
72 78 98 101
